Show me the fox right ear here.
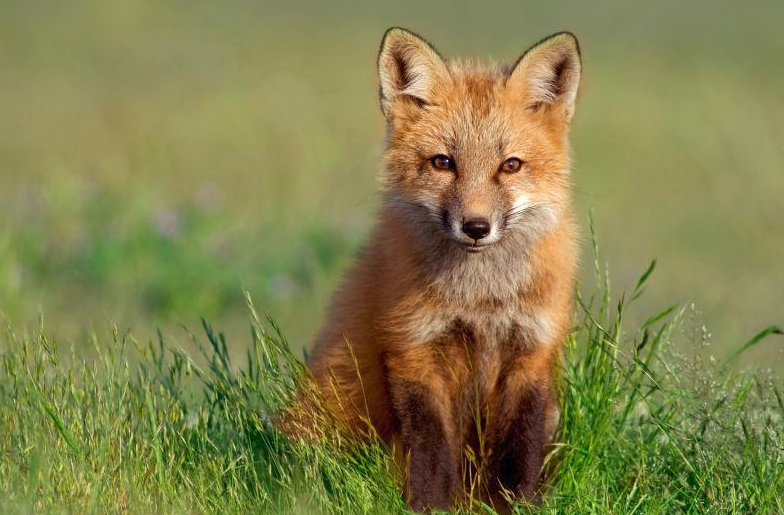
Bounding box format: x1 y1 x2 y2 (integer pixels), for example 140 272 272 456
377 28 449 119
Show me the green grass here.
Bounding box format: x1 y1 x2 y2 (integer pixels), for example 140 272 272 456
1 264 782 514
0 177 354 346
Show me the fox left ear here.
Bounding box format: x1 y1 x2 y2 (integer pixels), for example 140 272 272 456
507 32 582 123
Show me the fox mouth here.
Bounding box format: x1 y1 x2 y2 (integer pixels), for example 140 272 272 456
459 241 491 253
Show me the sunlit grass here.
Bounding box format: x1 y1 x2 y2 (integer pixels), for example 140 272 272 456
1 262 781 514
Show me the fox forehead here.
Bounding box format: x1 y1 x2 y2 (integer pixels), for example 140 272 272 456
395 64 548 162
442 63 503 117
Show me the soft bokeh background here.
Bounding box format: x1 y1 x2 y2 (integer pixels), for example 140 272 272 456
1 0 782 367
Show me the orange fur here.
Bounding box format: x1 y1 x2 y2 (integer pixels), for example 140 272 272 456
307 28 582 511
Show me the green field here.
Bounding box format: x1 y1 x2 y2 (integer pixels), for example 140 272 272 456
1 0 783 513
1 270 782 514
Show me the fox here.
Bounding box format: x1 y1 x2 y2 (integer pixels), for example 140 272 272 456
306 27 581 511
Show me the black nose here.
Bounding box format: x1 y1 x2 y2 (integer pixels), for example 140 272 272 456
462 218 491 240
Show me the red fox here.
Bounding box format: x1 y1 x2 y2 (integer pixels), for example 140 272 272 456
307 27 581 511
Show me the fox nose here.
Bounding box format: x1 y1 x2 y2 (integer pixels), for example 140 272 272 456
462 218 491 240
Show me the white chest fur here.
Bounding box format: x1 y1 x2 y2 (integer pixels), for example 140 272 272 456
400 303 555 350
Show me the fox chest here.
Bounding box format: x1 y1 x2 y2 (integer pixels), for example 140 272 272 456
401 306 555 349
396 306 555 397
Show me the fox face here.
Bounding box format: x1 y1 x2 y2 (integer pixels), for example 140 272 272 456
379 29 581 254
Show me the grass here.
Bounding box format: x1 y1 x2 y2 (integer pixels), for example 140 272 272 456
0 177 354 346
1 261 782 514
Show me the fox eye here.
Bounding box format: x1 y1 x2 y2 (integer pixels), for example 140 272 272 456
430 154 455 171
500 157 524 173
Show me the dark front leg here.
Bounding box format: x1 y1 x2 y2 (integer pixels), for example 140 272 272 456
488 383 553 502
386 342 466 512
391 379 462 511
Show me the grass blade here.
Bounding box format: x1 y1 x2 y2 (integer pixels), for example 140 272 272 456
722 325 783 366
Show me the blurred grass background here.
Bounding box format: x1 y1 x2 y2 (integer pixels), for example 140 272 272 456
0 0 782 366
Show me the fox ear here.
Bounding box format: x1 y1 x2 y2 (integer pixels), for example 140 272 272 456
377 27 449 119
507 32 581 122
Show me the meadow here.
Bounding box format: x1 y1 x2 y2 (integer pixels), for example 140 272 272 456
1 264 782 514
1 0 783 513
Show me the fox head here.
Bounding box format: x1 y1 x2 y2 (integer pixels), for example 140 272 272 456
378 28 581 255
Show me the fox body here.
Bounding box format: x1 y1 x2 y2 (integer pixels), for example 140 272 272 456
307 28 581 511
